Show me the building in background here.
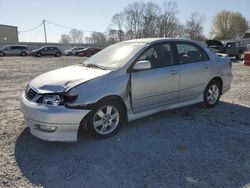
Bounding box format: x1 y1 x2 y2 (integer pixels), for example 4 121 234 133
0 24 18 43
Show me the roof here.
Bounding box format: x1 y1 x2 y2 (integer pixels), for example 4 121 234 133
122 38 202 45
0 24 18 28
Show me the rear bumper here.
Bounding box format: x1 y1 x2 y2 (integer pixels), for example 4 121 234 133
20 92 90 142
222 73 233 94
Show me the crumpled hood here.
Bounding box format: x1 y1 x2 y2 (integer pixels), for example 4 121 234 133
206 40 224 47
30 65 110 93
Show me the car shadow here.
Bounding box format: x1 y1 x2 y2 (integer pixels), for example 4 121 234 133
15 101 250 188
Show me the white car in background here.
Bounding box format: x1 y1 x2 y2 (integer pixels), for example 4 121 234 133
64 47 85 56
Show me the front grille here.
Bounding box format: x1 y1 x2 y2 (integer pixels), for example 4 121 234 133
25 85 38 100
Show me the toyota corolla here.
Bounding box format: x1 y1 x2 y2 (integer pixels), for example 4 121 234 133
20 38 233 142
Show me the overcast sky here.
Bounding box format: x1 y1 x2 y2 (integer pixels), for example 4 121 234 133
0 0 249 42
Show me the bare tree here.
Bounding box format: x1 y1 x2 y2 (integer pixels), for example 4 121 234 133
124 1 145 39
142 2 161 38
59 34 70 43
211 10 249 40
69 29 84 43
185 12 205 40
158 1 179 37
89 32 106 44
111 13 125 41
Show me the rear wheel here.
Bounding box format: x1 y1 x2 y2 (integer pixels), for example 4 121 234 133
0 52 5 56
55 52 61 57
237 52 243 60
86 100 124 139
20 52 27 56
36 52 42 57
203 80 221 108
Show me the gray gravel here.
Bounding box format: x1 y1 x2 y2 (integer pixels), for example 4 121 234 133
0 57 250 188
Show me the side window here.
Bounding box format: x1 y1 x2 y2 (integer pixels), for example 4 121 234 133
49 47 54 50
176 43 209 64
138 43 174 69
42 47 48 51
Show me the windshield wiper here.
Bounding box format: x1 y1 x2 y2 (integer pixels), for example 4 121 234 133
83 63 107 70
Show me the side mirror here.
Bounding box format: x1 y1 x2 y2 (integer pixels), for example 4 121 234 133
133 60 152 71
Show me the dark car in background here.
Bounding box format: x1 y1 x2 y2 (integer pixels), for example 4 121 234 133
31 46 62 57
225 41 245 60
64 47 85 56
75 47 101 57
0 45 29 56
206 40 245 59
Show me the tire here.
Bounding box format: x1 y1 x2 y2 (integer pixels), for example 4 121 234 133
20 52 27 56
68 52 73 56
0 52 5 56
237 52 242 60
55 52 61 57
36 52 42 57
203 80 221 108
86 99 125 139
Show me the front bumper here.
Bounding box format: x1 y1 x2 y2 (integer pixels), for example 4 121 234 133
20 92 90 142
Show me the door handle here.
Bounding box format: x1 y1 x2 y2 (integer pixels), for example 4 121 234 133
170 70 177 75
205 64 209 69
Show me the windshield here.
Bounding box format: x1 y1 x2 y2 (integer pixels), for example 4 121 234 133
83 42 145 69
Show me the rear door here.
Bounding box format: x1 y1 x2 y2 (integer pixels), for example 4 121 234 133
174 42 210 101
48 47 56 55
131 42 180 113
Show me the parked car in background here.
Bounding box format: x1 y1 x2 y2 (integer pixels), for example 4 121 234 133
0 45 29 56
31 46 62 57
206 40 245 60
64 47 85 56
75 47 101 57
224 41 245 60
20 38 233 142
244 44 250 66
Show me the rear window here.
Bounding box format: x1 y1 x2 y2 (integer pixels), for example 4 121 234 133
176 43 209 64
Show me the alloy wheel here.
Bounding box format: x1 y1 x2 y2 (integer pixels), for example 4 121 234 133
207 84 219 105
93 105 120 135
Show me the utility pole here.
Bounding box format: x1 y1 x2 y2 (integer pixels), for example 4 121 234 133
43 20 47 43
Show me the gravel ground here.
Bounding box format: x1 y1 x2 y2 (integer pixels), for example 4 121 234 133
0 57 250 188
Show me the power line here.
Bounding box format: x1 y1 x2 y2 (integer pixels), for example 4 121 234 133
45 20 75 30
45 20 96 33
18 22 43 33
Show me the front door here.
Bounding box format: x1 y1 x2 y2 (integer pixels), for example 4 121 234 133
131 43 180 113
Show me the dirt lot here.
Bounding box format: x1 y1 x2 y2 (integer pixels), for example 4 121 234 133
0 56 250 188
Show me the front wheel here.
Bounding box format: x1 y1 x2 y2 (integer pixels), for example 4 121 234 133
86 100 125 139
0 52 5 56
36 52 42 57
203 80 221 108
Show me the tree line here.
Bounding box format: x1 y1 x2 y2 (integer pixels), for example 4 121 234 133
60 1 249 44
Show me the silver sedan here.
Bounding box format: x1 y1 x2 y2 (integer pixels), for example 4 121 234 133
20 38 233 142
